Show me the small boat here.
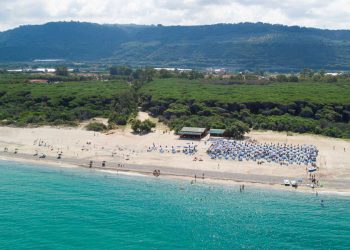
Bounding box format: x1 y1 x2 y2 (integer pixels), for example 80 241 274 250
308 167 317 173
283 179 291 186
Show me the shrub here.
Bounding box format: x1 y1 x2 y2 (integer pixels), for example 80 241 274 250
108 113 128 125
288 75 299 82
224 121 250 139
276 75 288 82
300 106 314 118
132 119 156 134
324 75 337 83
85 122 107 131
322 127 342 138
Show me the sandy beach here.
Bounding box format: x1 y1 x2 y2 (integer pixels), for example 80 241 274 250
0 114 349 195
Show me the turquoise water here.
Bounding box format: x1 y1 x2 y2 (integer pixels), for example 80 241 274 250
0 161 349 249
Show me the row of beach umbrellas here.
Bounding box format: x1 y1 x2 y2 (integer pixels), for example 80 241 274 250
207 139 318 166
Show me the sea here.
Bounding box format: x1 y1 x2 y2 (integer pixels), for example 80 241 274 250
0 160 349 250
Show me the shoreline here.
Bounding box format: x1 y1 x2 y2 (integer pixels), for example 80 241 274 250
0 124 349 197
1 151 349 197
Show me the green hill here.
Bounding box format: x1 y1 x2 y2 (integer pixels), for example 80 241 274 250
1 22 350 71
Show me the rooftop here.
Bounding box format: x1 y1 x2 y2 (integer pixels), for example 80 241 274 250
209 129 225 135
178 127 206 135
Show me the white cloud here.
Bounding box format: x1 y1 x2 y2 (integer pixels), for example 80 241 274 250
0 0 349 31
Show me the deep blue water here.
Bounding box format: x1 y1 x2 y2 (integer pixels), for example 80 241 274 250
0 160 349 249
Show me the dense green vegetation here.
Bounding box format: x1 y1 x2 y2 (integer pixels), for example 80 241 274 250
139 78 350 138
1 70 350 139
1 22 350 71
140 78 350 104
0 77 137 126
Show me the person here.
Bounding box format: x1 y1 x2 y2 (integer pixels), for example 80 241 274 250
202 173 205 179
242 184 245 191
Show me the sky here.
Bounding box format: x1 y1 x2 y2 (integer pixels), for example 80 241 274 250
0 0 350 31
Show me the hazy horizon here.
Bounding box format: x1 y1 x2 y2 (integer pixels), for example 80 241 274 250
0 0 349 31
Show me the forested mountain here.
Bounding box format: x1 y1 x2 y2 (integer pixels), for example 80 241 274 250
1 21 350 71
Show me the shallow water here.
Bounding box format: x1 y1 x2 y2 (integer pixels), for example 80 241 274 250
0 161 349 249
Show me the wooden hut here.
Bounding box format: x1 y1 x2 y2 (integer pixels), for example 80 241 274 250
178 127 207 139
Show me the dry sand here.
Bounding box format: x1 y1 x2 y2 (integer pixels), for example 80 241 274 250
0 113 349 195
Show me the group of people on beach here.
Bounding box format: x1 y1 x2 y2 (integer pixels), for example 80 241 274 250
309 173 319 186
207 139 318 166
153 169 160 177
147 142 198 155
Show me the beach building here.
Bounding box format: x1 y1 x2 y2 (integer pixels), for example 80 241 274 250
209 129 225 137
178 127 207 139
